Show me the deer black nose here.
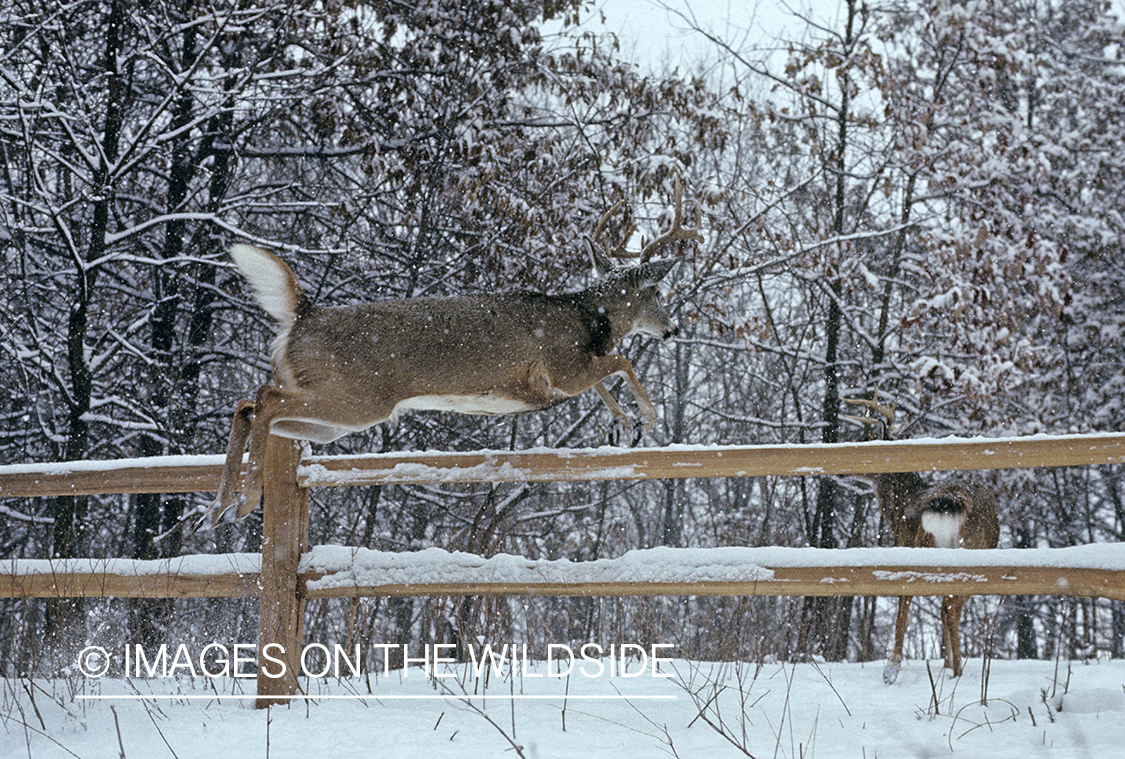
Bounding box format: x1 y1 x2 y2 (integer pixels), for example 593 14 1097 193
664 326 679 339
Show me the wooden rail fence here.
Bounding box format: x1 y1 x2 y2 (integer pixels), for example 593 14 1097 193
3 433 1125 707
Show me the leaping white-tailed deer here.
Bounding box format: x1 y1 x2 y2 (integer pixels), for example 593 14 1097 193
843 395 1000 684
212 178 703 522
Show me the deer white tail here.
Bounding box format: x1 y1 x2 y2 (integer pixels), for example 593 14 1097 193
921 510 967 549
229 244 304 331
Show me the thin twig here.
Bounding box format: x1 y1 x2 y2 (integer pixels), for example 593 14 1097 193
141 698 181 759
926 660 940 717
111 706 126 759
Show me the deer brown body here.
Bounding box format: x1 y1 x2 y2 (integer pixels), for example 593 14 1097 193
845 398 1001 683
213 181 701 521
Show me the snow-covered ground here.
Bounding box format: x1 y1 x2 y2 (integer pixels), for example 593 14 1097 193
5 655 1123 758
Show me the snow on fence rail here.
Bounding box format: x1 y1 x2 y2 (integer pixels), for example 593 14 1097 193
5 544 1123 602
4 432 1125 497
2 432 1125 707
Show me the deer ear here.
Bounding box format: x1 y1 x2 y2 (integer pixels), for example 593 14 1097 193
636 258 676 285
584 236 614 276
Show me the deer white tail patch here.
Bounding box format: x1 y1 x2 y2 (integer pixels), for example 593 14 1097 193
921 510 966 549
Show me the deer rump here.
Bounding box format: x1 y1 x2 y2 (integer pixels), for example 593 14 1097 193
916 480 999 551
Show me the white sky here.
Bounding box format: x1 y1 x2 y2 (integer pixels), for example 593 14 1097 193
569 0 822 72
572 0 1125 73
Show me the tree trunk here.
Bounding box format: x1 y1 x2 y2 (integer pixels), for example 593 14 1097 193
47 0 128 665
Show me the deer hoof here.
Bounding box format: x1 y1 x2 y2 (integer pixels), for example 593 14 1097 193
606 417 627 447
185 505 214 536
882 662 901 685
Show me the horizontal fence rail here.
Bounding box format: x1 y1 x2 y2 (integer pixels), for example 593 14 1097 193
301 433 1125 488
302 565 1125 601
3 433 1125 498
4 546 1124 601
0 555 261 599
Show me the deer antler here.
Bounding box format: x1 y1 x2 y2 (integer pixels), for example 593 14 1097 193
639 172 704 263
841 391 900 438
590 173 703 268
841 396 898 427
591 198 634 262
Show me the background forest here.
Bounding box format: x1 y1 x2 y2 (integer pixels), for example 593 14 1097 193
1 0 1123 676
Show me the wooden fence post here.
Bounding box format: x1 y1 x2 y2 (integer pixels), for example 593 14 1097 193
256 435 308 708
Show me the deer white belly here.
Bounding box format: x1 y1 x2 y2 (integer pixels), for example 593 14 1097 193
921 511 966 549
395 394 539 416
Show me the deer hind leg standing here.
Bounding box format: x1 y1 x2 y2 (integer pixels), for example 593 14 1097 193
920 481 1000 677
887 595 914 682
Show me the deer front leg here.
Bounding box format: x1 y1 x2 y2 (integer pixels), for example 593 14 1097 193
594 381 632 428
884 595 913 684
593 354 659 432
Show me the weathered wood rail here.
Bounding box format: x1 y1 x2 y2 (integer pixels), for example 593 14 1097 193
7 553 1122 601
4 433 1124 496
3 432 1125 707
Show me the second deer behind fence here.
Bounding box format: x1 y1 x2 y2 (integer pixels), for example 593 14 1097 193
844 396 1001 684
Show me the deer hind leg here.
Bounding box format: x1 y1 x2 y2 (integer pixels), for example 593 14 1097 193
239 385 313 518
211 399 257 524
239 385 398 518
942 595 967 676
239 386 283 518
884 595 913 684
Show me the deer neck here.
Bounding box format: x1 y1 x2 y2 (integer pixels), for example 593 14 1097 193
574 284 640 347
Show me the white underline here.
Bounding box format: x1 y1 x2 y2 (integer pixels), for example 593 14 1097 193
76 693 676 701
